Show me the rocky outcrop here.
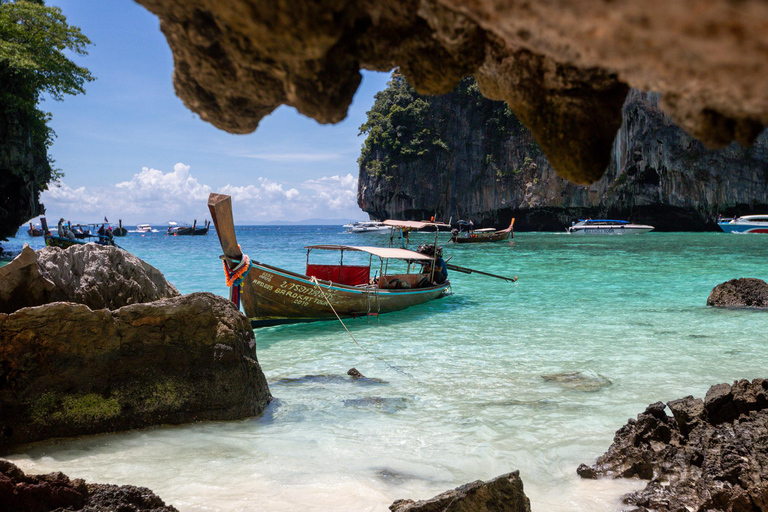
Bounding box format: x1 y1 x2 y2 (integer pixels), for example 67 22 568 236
358 79 768 231
0 245 179 314
0 291 270 451
390 471 530 512
0 459 177 511
707 278 768 308
577 379 768 511
134 0 768 184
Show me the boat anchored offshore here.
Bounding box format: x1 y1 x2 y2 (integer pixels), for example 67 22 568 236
167 219 210 236
451 219 515 244
566 219 654 235
208 193 453 327
717 215 768 234
345 221 391 234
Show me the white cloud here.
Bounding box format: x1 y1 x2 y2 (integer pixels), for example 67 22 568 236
39 164 363 224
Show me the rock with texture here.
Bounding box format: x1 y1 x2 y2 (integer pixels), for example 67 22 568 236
134 0 768 184
389 471 531 512
0 244 179 314
577 379 768 511
0 292 271 451
0 459 177 511
707 278 768 308
358 78 768 231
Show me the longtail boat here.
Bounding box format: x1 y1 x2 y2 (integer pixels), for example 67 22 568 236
27 223 43 237
41 218 118 249
167 219 210 236
112 219 128 237
450 219 515 244
208 193 451 327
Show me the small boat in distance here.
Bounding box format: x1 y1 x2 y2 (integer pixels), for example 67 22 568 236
345 221 391 234
209 193 451 327
136 224 153 233
112 219 128 237
566 219 654 235
27 223 44 237
40 218 118 249
451 219 515 244
167 219 210 236
717 215 768 234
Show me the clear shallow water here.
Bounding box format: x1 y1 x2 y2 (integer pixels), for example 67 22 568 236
4 228 768 511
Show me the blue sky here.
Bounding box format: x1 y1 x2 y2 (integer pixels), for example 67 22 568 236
37 0 391 225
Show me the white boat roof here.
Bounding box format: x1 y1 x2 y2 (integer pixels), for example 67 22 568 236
473 228 497 232
305 245 434 261
383 219 451 229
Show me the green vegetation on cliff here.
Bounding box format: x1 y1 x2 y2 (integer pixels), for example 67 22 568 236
358 71 524 180
0 0 93 240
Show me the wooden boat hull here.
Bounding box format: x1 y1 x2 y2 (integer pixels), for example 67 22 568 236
112 227 128 236
452 229 512 243
45 235 117 249
241 261 450 327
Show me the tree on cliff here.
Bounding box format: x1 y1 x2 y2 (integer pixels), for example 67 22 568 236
0 0 93 240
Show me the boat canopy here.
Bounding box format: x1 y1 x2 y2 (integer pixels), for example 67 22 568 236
383 220 451 229
579 219 629 224
305 245 434 261
473 228 497 232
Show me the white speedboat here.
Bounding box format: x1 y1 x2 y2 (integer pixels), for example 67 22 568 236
566 219 654 235
345 221 392 234
718 215 768 234
136 224 152 233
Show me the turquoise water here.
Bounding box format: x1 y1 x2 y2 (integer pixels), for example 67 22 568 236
5 228 768 511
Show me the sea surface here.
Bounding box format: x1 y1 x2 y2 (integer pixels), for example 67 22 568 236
4 226 768 511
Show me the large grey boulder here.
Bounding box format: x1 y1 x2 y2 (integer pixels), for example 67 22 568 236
707 277 768 308
0 244 179 314
0 292 271 451
390 471 531 512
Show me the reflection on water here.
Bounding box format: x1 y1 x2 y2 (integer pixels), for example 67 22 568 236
6 229 768 511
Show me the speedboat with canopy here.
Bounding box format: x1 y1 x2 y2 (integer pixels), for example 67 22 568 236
566 219 654 235
717 215 768 234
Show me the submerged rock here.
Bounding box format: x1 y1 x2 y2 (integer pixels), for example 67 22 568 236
0 459 177 511
541 371 612 392
0 244 179 314
0 292 271 451
707 278 768 308
578 379 768 511
389 471 531 512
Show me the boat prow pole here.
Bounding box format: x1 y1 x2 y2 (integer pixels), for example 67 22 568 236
207 193 242 266
446 263 517 282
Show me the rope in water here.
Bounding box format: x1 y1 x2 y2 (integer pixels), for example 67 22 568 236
309 276 414 379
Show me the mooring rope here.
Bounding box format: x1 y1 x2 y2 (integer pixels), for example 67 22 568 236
309 276 414 379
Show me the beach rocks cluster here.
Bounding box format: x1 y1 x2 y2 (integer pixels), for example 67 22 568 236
707 278 768 308
0 459 177 511
389 471 530 512
0 245 271 452
577 378 768 511
0 244 179 314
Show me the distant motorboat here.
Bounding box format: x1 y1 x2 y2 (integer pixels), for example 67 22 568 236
136 224 153 233
718 215 768 234
566 219 654 235
345 221 391 234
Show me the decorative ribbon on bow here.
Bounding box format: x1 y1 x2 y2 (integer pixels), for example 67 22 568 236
222 251 251 308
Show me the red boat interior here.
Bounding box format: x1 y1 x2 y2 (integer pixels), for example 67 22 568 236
306 264 370 286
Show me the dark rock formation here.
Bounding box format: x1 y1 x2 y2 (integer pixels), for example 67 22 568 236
0 459 177 511
347 367 365 379
577 379 768 511
134 0 768 184
389 471 531 512
358 78 768 231
0 291 271 451
0 90 53 242
707 278 768 308
0 245 179 314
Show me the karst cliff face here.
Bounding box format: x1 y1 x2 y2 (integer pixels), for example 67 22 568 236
0 105 51 242
357 78 768 231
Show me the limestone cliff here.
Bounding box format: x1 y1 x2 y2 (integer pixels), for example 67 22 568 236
357 77 768 231
0 101 52 241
